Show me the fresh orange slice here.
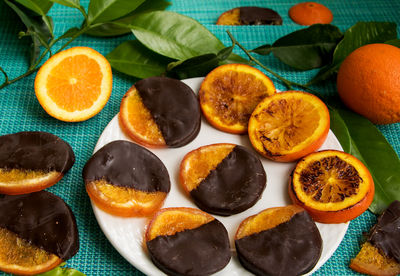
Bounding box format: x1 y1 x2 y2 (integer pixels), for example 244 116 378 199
0 227 62 275
35 47 112 122
199 64 275 134
248 91 329 162
289 2 333 25
289 150 375 223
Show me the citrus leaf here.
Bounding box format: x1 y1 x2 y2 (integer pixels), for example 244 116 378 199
14 0 53 15
85 0 170 37
48 0 80 9
106 40 172 79
308 22 397 85
385 39 400 47
5 0 52 66
167 46 234 79
329 103 400 214
253 24 343 70
128 11 225 60
87 0 145 24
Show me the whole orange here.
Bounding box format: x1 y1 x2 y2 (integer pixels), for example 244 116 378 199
337 43 400 124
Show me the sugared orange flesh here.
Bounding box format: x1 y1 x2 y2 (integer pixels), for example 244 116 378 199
179 143 235 192
199 64 276 134
216 8 241 25
350 242 400 276
289 2 333 26
0 228 62 275
146 207 214 241
86 180 167 217
290 150 374 223
0 169 62 195
119 86 166 148
235 205 304 240
248 91 329 162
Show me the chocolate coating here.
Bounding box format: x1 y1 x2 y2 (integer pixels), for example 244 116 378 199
369 200 400 263
240 7 283 25
235 211 322 276
190 145 266 216
0 191 79 260
135 77 201 147
83 140 170 193
0 131 75 173
147 219 231 276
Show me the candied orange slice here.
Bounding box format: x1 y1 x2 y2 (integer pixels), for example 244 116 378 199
289 150 375 223
289 2 333 25
0 228 62 275
235 205 303 239
0 169 62 195
86 180 167 217
179 143 235 193
35 47 112 122
350 242 400 276
146 207 214 241
199 64 275 134
248 91 329 162
119 85 165 148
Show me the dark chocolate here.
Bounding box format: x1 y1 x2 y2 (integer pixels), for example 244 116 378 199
135 77 201 148
83 140 170 193
147 219 231 276
235 211 322 276
190 145 266 216
369 200 400 263
0 131 75 173
239 7 283 25
0 191 79 260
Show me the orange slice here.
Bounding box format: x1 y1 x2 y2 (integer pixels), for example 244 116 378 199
289 150 375 223
289 2 333 25
86 180 167 217
119 85 165 148
248 91 330 162
0 228 62 275
199 64 275 134
35 47 112 122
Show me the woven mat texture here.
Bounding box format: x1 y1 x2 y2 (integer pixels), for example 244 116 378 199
0 0 399 275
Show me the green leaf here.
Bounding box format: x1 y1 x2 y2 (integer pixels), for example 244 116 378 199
5 0 52 66
329 104 400 214
87 0 145 24
253 24 343 70
308 22 397 85
385 39 400 47
85 0 170 37
167 46 234 79
58 27 81 39
129 11 225 60
48 0 80 8
106 40 172 79
37 263 85 276
14 0 53 14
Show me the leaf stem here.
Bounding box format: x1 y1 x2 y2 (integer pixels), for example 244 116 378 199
226 31 318 93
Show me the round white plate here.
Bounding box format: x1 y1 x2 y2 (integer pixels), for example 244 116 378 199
91 77 348 276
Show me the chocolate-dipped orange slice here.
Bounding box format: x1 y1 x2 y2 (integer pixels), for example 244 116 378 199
0 131 75 195
350 200 400 276
235 205 322 276
119 76 201 148
217 6 282 25
180 143 266 216
0 191 79 275
83 140 170 217
146 207 231 275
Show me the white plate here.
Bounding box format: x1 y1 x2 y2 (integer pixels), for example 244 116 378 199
91 77 348 276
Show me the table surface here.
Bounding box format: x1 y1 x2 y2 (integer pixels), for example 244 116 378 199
0 0 399 275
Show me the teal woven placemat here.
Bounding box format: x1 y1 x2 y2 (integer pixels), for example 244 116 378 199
0 0 399 275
